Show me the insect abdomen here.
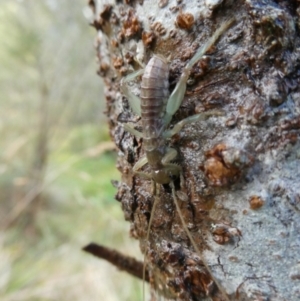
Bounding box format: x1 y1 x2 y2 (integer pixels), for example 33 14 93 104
140 56 169 151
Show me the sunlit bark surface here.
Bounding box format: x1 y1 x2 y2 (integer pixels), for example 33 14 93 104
89 0 300 300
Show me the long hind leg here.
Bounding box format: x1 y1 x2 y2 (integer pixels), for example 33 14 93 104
161 147 182 178
120 69 144 116
163 18 235 126
163 110 223 139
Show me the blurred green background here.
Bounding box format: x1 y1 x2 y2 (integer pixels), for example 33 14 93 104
0 1 142 300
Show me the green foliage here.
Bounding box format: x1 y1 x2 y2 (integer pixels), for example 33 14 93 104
52 150 118 202
63 124 111 153
0 1 142 301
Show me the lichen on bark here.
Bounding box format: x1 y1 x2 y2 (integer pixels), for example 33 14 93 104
89 0 300 300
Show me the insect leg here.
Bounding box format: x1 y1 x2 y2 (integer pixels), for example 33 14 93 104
163 110 223 139
161 148 182 180
186 18 235 70
163 65 190 125
120 69 144 116
163 18 234 125
132 155 152 180
123 123 143 138
161 147 178 164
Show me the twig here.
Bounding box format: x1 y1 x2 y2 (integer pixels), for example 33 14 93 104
83 242 149 282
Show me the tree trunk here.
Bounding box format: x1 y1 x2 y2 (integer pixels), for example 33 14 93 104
89 0 300 300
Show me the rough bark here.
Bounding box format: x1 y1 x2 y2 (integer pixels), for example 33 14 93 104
89 0 300 300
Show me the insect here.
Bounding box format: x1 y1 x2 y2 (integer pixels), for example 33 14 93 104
120 19 234 301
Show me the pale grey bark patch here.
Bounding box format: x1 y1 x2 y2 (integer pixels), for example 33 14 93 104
90 0 300 300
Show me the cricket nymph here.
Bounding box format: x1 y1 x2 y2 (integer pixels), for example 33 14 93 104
120 18 235 301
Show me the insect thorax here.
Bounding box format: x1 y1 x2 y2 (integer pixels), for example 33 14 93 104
145 146 177 184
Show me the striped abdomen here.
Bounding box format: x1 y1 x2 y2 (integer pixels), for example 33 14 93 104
140 56 169 152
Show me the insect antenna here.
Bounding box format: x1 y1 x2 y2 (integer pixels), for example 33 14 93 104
170 181 230 301
143 182 160 301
